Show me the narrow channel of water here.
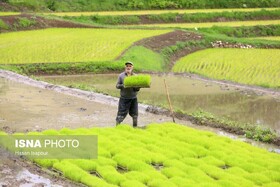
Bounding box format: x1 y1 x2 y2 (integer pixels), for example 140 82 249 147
40 74 280 133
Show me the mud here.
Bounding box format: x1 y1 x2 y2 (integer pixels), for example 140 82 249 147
0 147 76 187
0 70 191 133
134 30 203 52
39 73 280 133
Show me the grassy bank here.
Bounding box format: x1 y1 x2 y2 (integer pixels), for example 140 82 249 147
1 123 279 187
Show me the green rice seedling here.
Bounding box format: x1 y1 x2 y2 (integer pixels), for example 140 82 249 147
261 171 280 182
124 150 152 164
148 152 167 165
217 180 239 187
226 167 249 177
173 48 280 88
53 161 89 182
59 128 76 135
42 129 61 135
198 164 229 180
147 179 177 187
69 159 98 171
244 173 271 185
81 175 117 187
143 170 168 180
27 132 42 135
169 177 197 187
120 180 146 187
113 154 153 171
201 156 226 167
239 162 264 173
263 182 280 187
124 75 151 88
222 175 256 186
161 167 187 178
0 28 170 64
124 171 150 184
98 148 112 158
33 159 59 168
96 165 126 185
94 156 117 167
187 170 216 183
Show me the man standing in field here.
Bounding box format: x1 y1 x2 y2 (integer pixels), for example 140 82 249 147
116 61 140 127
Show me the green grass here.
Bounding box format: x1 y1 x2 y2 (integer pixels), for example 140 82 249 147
0 19 9 29
43 8 280 16
124 75 151 88
0 12 20 16
120 46 166 71
0 28 171 64
1 123 279 186
134 20 280 28
172 48 280 88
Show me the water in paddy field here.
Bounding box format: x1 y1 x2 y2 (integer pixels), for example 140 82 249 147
40 74 280 134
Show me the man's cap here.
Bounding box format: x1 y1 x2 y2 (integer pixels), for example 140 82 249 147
125 61 134 66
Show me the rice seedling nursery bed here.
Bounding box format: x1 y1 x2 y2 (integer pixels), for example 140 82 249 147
173 48 280 88
1 123 279 187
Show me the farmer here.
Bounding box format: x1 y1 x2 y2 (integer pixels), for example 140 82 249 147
116 61 140 127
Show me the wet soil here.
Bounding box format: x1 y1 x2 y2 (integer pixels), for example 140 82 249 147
134 30 203 52
0 147 77 187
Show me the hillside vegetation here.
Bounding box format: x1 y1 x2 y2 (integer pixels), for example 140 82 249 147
1 0 280 11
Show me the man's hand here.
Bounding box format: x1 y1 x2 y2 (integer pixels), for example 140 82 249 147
133 87 140 92
116 84 124 89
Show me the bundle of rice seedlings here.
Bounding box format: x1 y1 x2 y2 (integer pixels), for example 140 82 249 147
34 159 59 168
201 156 226 167
70 159 98 171
120 180 146 187
53 161 88 182
226 167 249 177
42 129 60 135
81 175 116 187
147 179 177 187
124 75 151 88
124 171 150 184
96 165 126 185
161 167 186 178
244 173 271 185
169 177 196 187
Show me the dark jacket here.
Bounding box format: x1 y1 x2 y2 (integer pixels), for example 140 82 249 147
116 72 140 99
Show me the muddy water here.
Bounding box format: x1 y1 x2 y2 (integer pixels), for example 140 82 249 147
0 77 186 132
40 74 280 133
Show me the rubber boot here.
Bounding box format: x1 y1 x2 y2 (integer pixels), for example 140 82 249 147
132 117 138 127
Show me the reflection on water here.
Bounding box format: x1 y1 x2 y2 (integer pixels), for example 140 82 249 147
40 74 280 132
